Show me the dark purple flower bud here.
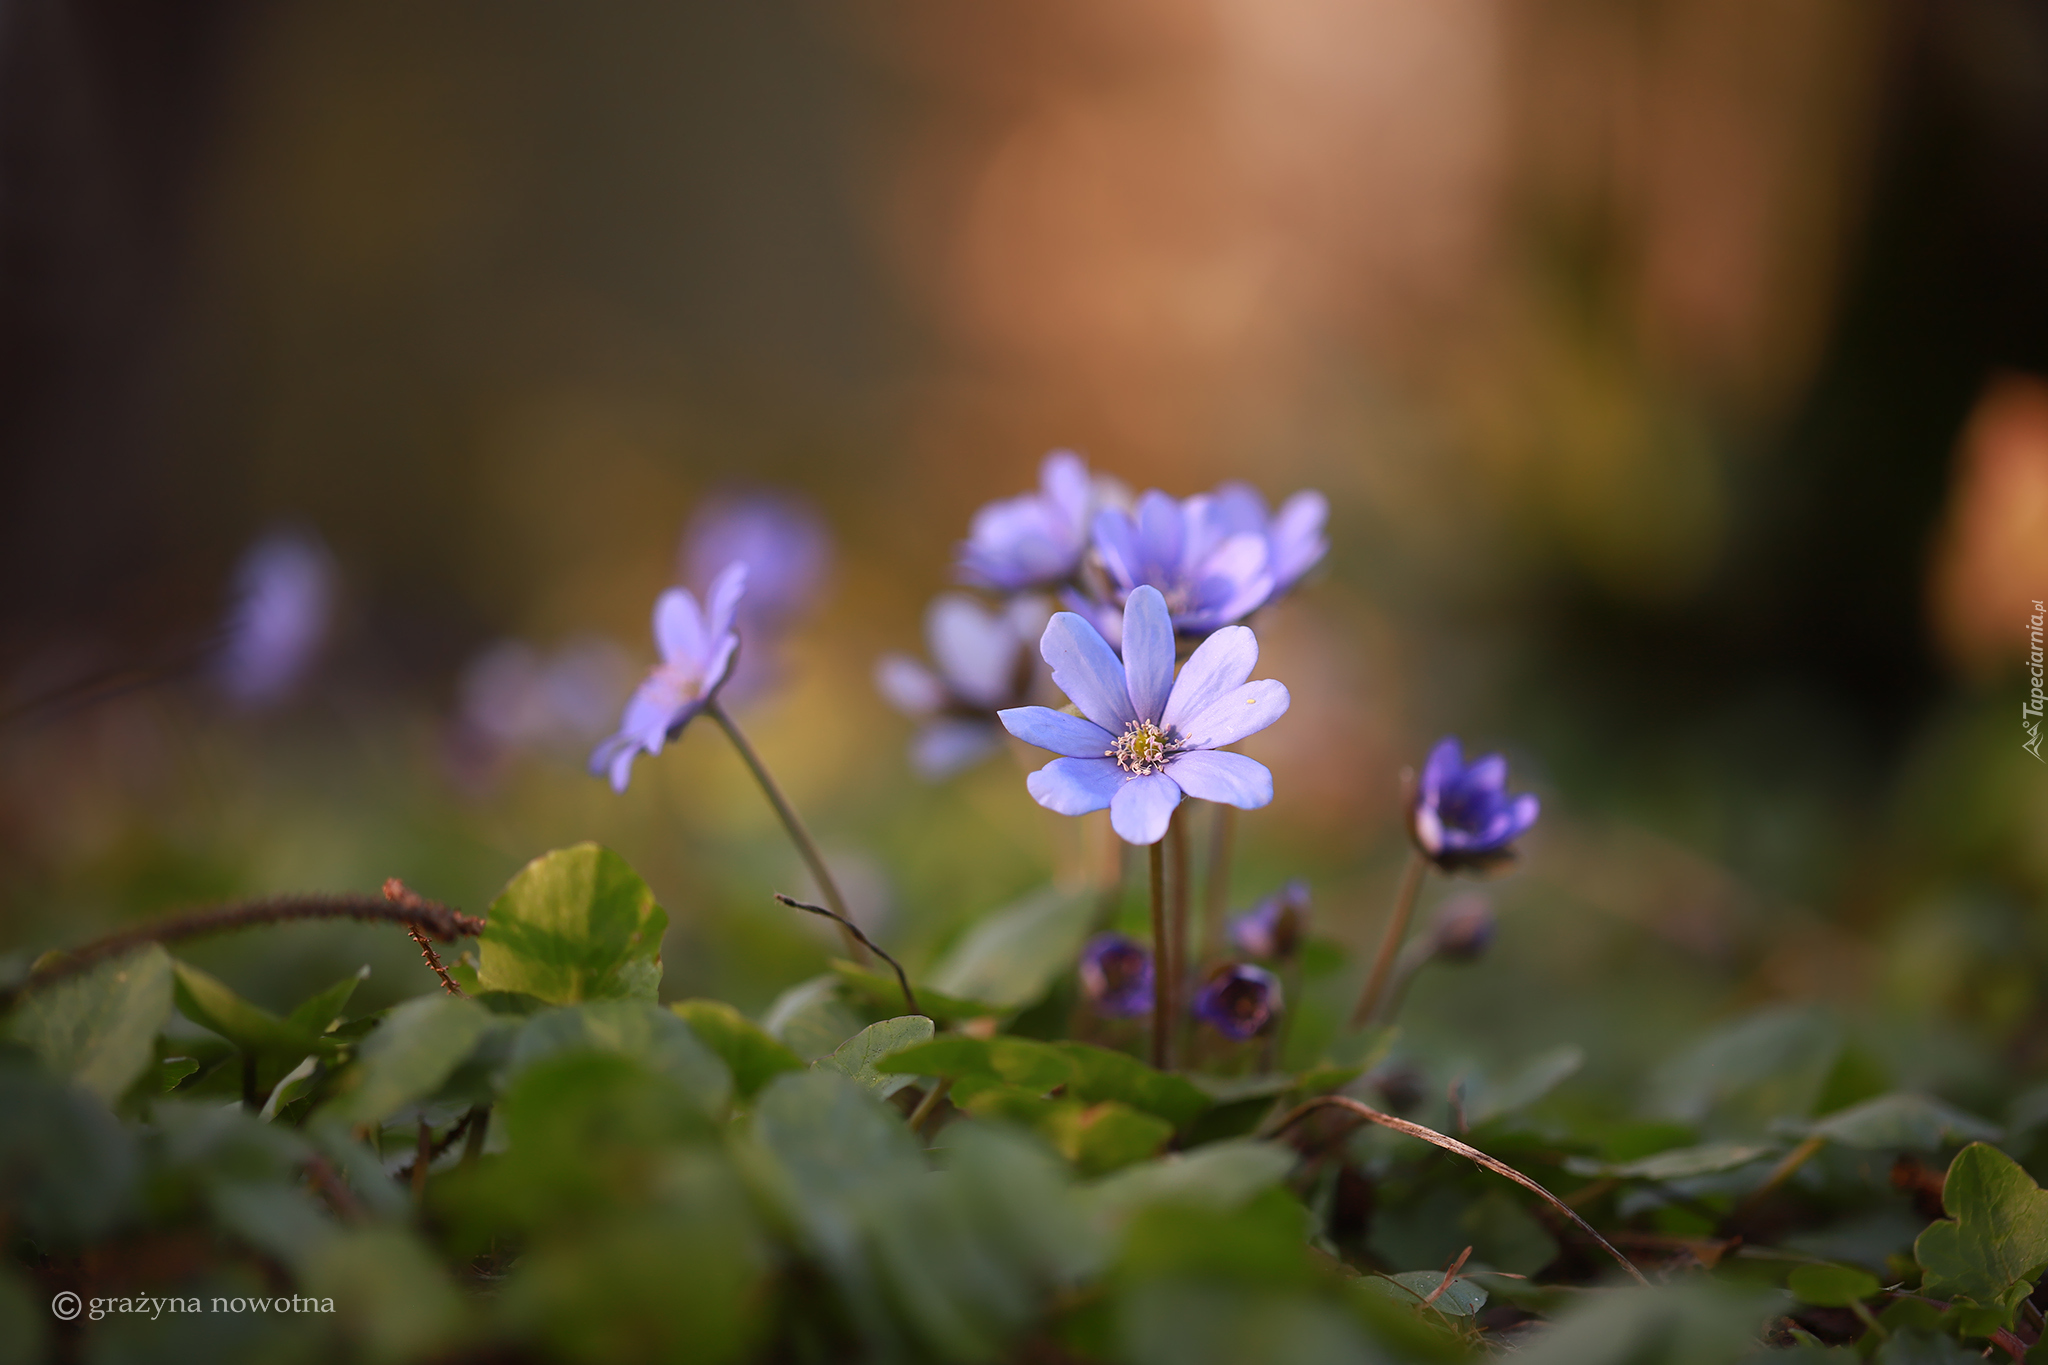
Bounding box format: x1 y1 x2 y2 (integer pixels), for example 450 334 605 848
1409 737 1540 870
1428 893 1497 961
217 530 335 708
1078 933 1154 1018
1192 963 1282 1041
1228 880 1311 960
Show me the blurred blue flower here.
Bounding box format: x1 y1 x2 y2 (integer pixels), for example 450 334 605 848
460 637 631 752
1080 490 1274 641
999 585 1289 845
956 450 1110 592
1202 482 1329 596
589 563 747 792
1410 737 1540 869
875 594 1047 780
1428 892 1497 961
217 529 335 708
1229 880 1311 960
1078 932 1154 1018
681 490 830 705
1193 963 1282 1040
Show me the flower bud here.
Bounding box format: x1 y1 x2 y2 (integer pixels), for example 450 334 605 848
1078 933 1154 1018
1192 963 1283 1041
1428 893 1497 962
1228 880 1311 960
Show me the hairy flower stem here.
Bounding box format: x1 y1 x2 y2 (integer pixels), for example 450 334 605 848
707 700 869 965
1350 851 1427 1027
1168 815 1191 1058
1149 839 1171 1070
1201 804 1236 961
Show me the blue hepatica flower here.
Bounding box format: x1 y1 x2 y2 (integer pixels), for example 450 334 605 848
1410 736 1541 869
589 563 747 792
1229 880 1311 960
957 450 1108 592
1203 482 1329 596
1078 932 1154 1018
681 491 831 702
999 584 1289 846
218 529 335 708
875 593 1046 780
1193 963 1282 1041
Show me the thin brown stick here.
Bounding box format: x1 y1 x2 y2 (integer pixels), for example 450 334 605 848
1 889 485 1011
773 894 917 1017
1424 1246 1474 1305
1733 1133 1826 1220
1264 1095 1649 1285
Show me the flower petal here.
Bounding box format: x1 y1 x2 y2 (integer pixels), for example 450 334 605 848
1109 772 1183 845
1173 679 1290 749
701 636 739 700
1459 753 1508 796
1418 737 1464 802
1040 611 1135 732
1162 625 1257 732
875 655 946 716
1135 490 1185 574
1000 706 1113 757
653 588 707 667
1504 792 1539 841
1091 508 1142 589
913 720 1001 780
1163 750 1273 810
1120 585 1175 722
703 561 749 641
1041 449 1090 525
1269 490 1328 588
1026 757 1125 815
928 593 1021 708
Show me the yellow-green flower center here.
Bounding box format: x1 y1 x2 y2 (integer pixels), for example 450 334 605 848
1108 720 1176 775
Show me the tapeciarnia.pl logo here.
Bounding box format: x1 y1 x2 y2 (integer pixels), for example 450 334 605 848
2026 599 2044 762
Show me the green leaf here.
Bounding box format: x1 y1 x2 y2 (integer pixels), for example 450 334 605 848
751 1070 925 1208
1085 1139 1297 1220
924 887 1096 1009
172 961 325 1061
301 1228 468 1364
1647 1006 1842 1138
1122 1282 1390 1365
1040 1100 1173 1177
477 844 668 1004
671 999 804 1099
761 974 869 1060
1787 1263 1880 1306
1365 1271 1490 1318
1564 1141 1777 1181
1503 1285 1779 1365
1462 1045 1584 1127
1805 1093 2003 1151
510 1000 731 1117
1913 1142 2048 1313
0 1047 138 1242
4 945 172 1103
814 1016 934 1098
315 994 494 1127
1052 1042 1211 1127
827 960 998 1025
284 965 371 1037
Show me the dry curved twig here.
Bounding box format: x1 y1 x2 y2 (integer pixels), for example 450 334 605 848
1263 1093 1649 1286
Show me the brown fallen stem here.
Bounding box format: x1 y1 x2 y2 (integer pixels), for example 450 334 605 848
0 890 486 1011
773 894 918 1017
1733 1133 1826 1221
1264 1094 1648 1286
1424 1245 1474 1306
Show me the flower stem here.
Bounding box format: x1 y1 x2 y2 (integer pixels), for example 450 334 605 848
1149 838 1171 1070
1350 850 1427 1026
1167 812 1191 1063
707 700 869 965
1201 804 1236 960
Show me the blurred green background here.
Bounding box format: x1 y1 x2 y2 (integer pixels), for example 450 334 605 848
1 0 2045 1109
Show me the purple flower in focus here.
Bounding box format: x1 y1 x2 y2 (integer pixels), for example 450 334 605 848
957 450 1111 592
589 564 747 792
999 585 1290 846
1229 880 1311 960
1079 932 1154 1018
1202 482 1329 595
875 594 1046 780
1193 963 1282 1040
218 530 335 707
1409 737 1541 870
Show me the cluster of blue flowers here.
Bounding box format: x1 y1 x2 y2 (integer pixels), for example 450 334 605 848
585 451 1545 1061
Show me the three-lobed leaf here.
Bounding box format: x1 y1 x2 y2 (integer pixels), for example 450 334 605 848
478 844 667 1004
1914 1142 2048 1313
814 1015 934 1098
